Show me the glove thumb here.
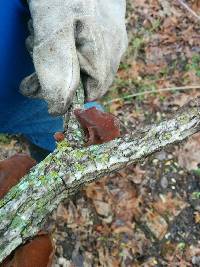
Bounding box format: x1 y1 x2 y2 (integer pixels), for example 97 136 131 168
21 25 80 116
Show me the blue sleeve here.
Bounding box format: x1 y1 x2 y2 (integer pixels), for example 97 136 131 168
0 0 63 151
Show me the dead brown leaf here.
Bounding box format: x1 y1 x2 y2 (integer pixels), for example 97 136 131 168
140 209 168 239
176 133 200 170
127 165 146 184
153 192 188 220
93 200 112 218
194 211 200 224
109 100 124 115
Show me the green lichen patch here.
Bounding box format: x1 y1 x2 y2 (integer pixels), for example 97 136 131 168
177 114 190 125
0 134 13 144
49 170 59 178
11 215 26 230
74 162 86 172
71 149 86 160
0 181 26 206
0 199 5 209
56 140 72 152
38 175 48 185
51 156 63 165
162 132 172 141
96 153 110 165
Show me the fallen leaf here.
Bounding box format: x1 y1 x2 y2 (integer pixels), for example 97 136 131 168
109 100 124 115
194 212 200 224
140 209 168 239
153 192 188 220
127 165 146 184
176 133 200 170
93 200 112 217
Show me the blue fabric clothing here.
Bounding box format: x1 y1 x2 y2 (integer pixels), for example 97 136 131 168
0 0 64 151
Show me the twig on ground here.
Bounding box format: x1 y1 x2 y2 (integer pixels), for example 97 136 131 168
104 85 200 105
177 0 200 21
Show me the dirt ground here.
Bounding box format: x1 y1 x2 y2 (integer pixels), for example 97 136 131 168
1 0 200 266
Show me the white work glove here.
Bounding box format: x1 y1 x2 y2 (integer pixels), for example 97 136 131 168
20 0 128 115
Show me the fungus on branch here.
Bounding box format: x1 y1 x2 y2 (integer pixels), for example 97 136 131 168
0 97 200 263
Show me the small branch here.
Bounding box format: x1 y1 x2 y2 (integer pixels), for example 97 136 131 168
0 97 200 262
64 84 85 146
177 0 200 21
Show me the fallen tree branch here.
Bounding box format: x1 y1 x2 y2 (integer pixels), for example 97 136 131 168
0 97 200 262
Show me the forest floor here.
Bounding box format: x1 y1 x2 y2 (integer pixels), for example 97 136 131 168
1 0 200 266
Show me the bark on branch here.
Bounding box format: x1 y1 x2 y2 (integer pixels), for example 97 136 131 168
0 97 200 262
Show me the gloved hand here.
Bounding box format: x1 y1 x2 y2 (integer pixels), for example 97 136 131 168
20 0 128 115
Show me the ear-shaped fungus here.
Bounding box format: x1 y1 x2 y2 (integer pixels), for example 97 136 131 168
0 154 36 199
2 234 54 267
74 107 121 146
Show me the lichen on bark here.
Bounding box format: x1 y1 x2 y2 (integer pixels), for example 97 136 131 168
0 95 200 263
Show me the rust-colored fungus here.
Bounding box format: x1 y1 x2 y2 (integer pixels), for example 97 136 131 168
74 107 121 146
54 132 65 142
2 234 54 267
0 154 36 199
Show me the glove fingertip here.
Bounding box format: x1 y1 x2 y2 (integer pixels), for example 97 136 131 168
46 90 75 116
84 74 113 102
